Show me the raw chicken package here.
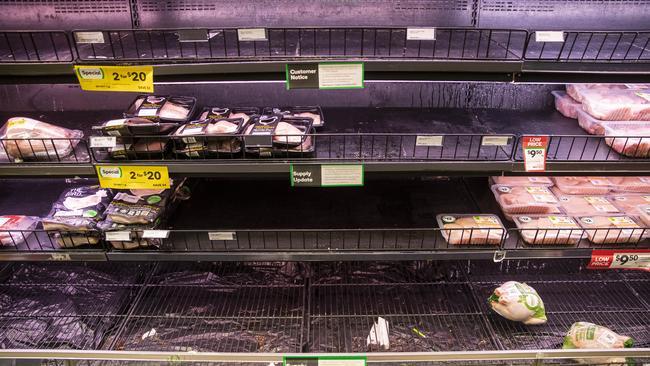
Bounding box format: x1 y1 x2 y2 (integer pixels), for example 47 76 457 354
610 193 650 214
581 87 650 121
602 121 650 158
262 106 325 128
0 215 39 246
576 109 609 135
551 91 581 119
107 137 168 160
552 177 612 195
244 115 315 157
436 214 505 245
490 176 553 186
563 322 633 349
105 188 172 225
578 215 646 244
565 84 629 103
0 117 83 161
638 205 650 227
42 185 112 231
198 107 260 125
125 95 197 123
512 215 584 245
491 185 561 218
488 281 547 325
608 176 650 193
551 188 620 215
172 117 247 157
93 117 180 136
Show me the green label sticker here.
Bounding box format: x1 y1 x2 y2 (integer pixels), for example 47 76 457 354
286 62 364 90
147 195 162 205
83 209 98 218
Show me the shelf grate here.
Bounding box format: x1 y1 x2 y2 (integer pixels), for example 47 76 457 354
0 137 91 164
73 28 527 62
514 134 650 161
0 32 73 63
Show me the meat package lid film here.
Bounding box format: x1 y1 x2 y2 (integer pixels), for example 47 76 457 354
93 117 180 136
581 87 650 121
490 176 553 186
565 84 630 103
262 106 325 128
491 185 562 216
610 194 650 214
551 91 581 119
638 205 650 226
577 215 647 244
436 214 505 245
125 95 197 123
512 215 583 245
0 215 39 246
244 115 315 157
41 185 113 232
551 187 620 216
199 107 260 124
602 122 650 158
0 117 83 161
608 176 650 193
552 177 612 195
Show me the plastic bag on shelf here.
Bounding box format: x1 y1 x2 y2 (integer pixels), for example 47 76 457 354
0 117 83 161
577 215 647 244
0 215 39 246
488 281 547 325
551 90 581 119
552 177 612 195
512 215 583 245
41 186 112 231
603 122 650 158
436 214 505 245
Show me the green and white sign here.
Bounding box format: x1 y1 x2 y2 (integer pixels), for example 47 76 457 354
286 62 364 90
284 356 366 366
291 164 364 187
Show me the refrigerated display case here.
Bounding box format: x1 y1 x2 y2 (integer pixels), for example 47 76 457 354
0 1 648 365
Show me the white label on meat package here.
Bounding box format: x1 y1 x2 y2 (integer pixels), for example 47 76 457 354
237 28 267 41
142 230 170 239
182 127 204 135
406 28 436 40
75 31 105 44
481 136 510 146
137 108 159 117
548 216 578 227
53 209 83 217
535 31 565 42
416 135 443 146
90 136 117 148
105 231 131 241
208 232 236 241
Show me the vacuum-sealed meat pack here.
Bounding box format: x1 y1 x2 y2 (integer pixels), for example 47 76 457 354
437 214 505 245
0 117 83 161
512 215 583 245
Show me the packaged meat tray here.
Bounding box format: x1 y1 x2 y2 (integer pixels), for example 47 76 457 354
125 95 197 123
551 188 620 215
490 176 553 186
576 109 610 135
551 91 581 119
602 122 650 158
436 214 505 246
512 215 583 245
0 215 39 246
198 107 260 125
565 84 629 103
552 177 612 195
262 106 325 128
610 194 650 214
105 188 171 225
244 115 315 157
577 215 647 244
172 117 247 158
93 117 179 136
581 88 650 121
107 137 169 160
0 117 83 161
42 186 112 231
491 185 561 218
638 205 650 227
607 176 650 193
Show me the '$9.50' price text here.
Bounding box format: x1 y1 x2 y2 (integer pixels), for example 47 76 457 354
526 148 545 158
615 254 639 266
129 170 162 180
112 71 147 82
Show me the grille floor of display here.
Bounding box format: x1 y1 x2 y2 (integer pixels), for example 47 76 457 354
0 261 647 354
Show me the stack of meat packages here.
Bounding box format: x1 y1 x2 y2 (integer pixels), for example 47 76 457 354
552 84 650 157
491 176 650 245
39 180 190 249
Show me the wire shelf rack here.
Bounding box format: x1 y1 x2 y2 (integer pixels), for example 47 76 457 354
73 28 527 62
0 31 73 63
514 135 650 161
0 138 91 164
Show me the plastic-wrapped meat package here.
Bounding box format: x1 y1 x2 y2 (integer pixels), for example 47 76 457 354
576 109 609 135
581 88 650 121
610 194 650 214
437 214 505 245
551 188 620 215
0 215 39 246
490 176 553 186
93 117 179 137
125 95 197 124
488 281 547 325
0 117 83 161
603 122 650 158
578 215 647 244
552 177 612 195
565 84 629 103
638 205 650 226
244 115 315 157
199 107 260 125
607 176 650 193
172 117 246 157
263 106 325 128
551 91 581 119
564 322 633 349
512 215 584 245
105 188 170 225
491 185 561 219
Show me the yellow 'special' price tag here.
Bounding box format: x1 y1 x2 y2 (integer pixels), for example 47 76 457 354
96 165 169 190
74 65 153 93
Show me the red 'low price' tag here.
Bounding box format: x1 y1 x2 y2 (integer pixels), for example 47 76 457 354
522 135 549 172
588 249 650 271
